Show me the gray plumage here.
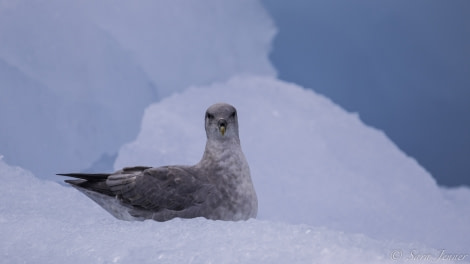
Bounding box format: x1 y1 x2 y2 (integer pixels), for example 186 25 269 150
58 103 258 221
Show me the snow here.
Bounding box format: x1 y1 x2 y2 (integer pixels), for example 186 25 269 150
0 0 275 179
5 79 466 262
1 0 469 263
1 157 461 264
116 76 470 253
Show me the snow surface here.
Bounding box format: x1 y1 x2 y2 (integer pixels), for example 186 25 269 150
0 0 275 179
1 0 469 263
1 157 465 264
115 76 470 253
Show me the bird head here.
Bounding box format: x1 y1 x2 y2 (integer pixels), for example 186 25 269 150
204 103 240 141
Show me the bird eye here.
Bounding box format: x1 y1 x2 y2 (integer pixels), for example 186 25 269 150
206 113 214 120
230 111 236 119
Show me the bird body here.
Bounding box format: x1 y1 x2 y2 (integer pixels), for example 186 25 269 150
59 103 258 221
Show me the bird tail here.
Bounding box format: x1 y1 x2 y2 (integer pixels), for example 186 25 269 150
58 172 144 221
57 172 114 196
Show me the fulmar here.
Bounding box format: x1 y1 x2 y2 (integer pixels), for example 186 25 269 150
58 103 258 221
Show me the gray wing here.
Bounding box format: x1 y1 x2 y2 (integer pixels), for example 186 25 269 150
60 166 215 221
107 166 212 212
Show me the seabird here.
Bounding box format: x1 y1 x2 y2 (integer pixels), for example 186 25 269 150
58 103 258 221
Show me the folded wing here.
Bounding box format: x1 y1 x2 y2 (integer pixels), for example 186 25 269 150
58 166 214 221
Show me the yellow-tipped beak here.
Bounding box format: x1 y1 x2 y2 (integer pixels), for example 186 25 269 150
219 126 226 136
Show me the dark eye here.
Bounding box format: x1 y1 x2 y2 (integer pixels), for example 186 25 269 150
230 111 236 118
206 113 214 120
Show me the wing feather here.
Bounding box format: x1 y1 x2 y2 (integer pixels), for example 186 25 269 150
59 165 214 220
107 166 210 212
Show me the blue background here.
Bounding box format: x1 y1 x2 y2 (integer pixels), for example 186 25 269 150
262 0 470 187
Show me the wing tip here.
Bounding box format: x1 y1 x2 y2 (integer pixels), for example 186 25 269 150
56 173 111 181
64 179 85 185
57 173 70 176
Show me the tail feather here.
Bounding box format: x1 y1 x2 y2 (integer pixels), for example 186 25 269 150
61 176 115 196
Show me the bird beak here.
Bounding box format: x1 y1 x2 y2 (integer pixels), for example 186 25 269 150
218 119 227 136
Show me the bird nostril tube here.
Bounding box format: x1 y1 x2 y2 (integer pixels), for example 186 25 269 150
218 119 227 128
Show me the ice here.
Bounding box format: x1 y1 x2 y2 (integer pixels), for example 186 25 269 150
116 75 470 252
0 0 275 179
2 73 469 264
86 0 276 95
1 0 469 262
3 157 464 264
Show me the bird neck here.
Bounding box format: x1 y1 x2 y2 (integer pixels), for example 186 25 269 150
200 138 242 165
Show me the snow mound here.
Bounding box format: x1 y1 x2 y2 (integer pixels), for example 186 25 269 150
2 157 463 264
116 75 470 252
0 0 275 179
